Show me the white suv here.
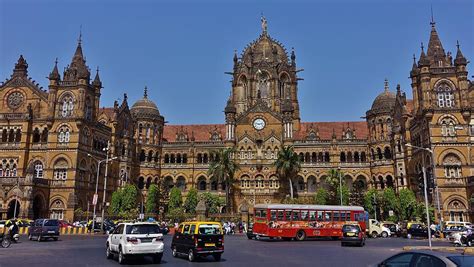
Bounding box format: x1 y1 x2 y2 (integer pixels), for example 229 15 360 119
106 222 164 264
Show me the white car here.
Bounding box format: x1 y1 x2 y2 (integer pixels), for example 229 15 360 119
106 222 164 264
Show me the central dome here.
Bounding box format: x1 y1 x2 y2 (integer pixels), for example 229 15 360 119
130 87 161 119
241 33 289 64
370 80 396 113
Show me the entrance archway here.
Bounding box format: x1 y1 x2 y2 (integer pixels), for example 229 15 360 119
33 195 46 219
7 199 20 219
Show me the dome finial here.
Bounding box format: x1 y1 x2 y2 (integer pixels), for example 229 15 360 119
430 5 435 28
384 78 389 92
78 25 83 46
144 86 148 99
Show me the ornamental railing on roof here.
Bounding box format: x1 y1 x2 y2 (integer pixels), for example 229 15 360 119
0 113 29 120
59 81 78 86
430 67 455 74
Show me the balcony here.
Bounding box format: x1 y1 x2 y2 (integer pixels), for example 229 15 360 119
443 177 466 186
0 143 21 149
0 177 26 185
33 178 49 186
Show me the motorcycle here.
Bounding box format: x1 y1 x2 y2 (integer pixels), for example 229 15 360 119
8 224 19 243
453 231 473 247
0 227 11 248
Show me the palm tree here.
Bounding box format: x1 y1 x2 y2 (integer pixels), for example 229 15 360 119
207 148 239 213
274 146 301 199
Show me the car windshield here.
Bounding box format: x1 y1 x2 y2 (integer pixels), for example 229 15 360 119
198 224 221 235
342 225 359 232
44 220 59 226
126 224 161 235
447 256 474 267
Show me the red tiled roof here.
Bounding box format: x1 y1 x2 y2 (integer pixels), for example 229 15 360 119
163 124 225 142
294 121 368 140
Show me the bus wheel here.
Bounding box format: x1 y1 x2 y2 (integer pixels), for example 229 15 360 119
296 230 306 241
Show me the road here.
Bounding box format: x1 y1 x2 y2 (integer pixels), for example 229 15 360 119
0 234 451 267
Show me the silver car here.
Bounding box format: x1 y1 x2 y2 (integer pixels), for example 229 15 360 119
376 251 474 267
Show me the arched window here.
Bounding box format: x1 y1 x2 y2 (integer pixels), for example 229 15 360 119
371 149 375 160
340 152 346 162
170 154 175 164
138 177 144 189
147 151 153 162
182 154 187 164
41 127 48 143
361 152 367 162
443 154 462 178
304 152 310 163
85 99 92 120
299 152 304 162
57 126 70 144
347 152 353 162
197 177 207 191
164 154 169 164
146 177 152 189
436 84 455 108
197 153 202 164
33 161 44 178
384 147 392 159
354 152 360 162
60 95 74 117
176 153 182 164
377 147 383 160
386 175 394 188
441 118 456 138
53 158 68 180
311 152 317 163
154 152 160 162
203 153 208 164
139 150 146 162
33 128 41 143
324 152 330 162
211 180 218 191
177 176 186 191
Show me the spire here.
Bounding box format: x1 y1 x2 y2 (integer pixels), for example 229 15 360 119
63 29 90 81
384 78 389 92
454 40 467 66
233 50 238 64
410 54 419 77
92 66 102 87
426 15 445 59
49 58 60 81
225 98 236 113
12 55 28 78
291 47 296 66
143 86 148 99
418 42 430 67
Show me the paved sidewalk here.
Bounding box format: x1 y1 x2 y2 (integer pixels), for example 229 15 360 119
403 245 474 255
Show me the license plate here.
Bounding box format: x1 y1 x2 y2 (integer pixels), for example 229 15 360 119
205 243 215 247
48 231 55 234
346 233 355 237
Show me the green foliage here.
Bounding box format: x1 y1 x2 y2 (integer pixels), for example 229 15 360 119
166 208 189 223
274 146 302 199
314 188 329 205
108 184 139 220
199 192 224 214
325 169 348 205
183 188 198 214
336 184 350 206
207 148 239 213
168 187 183 211
382 188 400 220
363 188 380 218
145 184 160 214
74 208 84 220
398 188 418 221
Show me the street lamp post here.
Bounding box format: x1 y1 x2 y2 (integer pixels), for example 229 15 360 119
406 143 433 248
88 142 117 233
338 167 343 206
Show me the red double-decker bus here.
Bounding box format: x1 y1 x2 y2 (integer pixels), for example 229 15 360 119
252 204 367 241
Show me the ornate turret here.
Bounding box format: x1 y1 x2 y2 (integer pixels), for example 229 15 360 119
48 58 60 81
63 33 91 81
224 98 236 114
410 54 419 77
454 41 467 66
418 43 430 67
92 67 102 88
12 55 28 78
291 47 296 67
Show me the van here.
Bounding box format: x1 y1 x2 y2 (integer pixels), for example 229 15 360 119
28 219 60 241
171 221 224 262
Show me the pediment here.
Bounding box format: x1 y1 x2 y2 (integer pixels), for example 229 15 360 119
1 76 48 101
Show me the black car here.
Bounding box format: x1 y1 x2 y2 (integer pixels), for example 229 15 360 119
246 223 255 240
28 219 60 241
341 224 366 247
407 223 429 239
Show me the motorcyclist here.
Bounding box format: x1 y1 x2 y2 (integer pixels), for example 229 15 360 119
5 220 19 242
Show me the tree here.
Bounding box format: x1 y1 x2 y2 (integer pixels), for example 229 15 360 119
108 184 139 219
325 169 346 205
274 146 301 199
199 192 224 214
364 188 380 219
146 184 160 214
168 187 183 211
166 207 188 223
382 188 400 221
314 188 329 205
183 188 198 214
398 188 418 221
207 147 239 213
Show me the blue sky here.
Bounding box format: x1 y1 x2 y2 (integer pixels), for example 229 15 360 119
0 0 472 124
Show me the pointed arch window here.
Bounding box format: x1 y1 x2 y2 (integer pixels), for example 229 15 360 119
58 126 71 144
441 118 456 138
53 159 68 180
34 160 44 178
60 95 74 117
436 84 454 108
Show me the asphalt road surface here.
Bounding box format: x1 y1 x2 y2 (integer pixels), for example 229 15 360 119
0 234 451 267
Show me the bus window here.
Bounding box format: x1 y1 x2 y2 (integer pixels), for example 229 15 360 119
333 211 340 221
324 212 332 221
277 210 284 221
340 212 346 221
262 209 267 219
346 212 351 221
285 210 292 221
309 211 316 221
255 209 262 218
317 211 323 221
270 210 277 220
301 210 308 221
291 210 300 221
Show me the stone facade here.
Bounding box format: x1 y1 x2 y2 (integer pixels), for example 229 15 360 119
0 19 472 223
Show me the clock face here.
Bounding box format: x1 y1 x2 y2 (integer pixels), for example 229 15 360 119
253 118 266 130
